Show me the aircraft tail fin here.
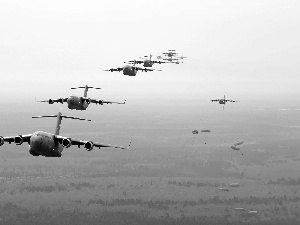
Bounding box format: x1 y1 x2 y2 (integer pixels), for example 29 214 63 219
32 112 91 135
71 85 101 97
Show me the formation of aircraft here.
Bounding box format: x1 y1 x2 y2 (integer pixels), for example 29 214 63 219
210 95 239 110
1 49 188 157
104 49 187 77
127 54 166 68
38 85 126 110
0 112 130 157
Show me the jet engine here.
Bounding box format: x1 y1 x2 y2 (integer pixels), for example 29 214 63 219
48 99 54 104
14 135 23 145
98 100 103 105
62 138 72 148
82 98 91 104
0 136 4 146
84 141 93 151
58 98 64 104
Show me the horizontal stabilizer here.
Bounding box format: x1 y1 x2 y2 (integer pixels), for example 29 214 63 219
71 87 101 90
32 114 91 121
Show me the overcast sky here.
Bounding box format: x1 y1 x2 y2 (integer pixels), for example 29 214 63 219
0 0 299 107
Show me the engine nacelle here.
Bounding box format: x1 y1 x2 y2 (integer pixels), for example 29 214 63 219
82 98 91 104
58 98 64 104
48 99 54 104
62 138 72 148
14 135 23 145
98 100 103 105
84 141 93 151
0 136 4 146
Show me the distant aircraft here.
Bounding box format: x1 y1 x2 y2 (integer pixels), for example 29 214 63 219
177 54 187 60
0 112 130 157
160 50 186 64
38 85 126 110
210 95 239 110
156 50 180 63
128 55 166 67
104 62 161 76
162 49 178 58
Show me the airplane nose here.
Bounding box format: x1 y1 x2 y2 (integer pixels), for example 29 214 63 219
29 134 43 151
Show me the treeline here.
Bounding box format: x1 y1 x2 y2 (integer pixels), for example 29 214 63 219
0 205 299 225
268 177 300 185
168 180 221 187
19 182 95 193
88 195 300 208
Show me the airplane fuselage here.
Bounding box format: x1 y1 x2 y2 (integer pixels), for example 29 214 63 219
29 131 63 157
143 59 153 67
67 95 89 110
219 99 226 104
123 65 137 76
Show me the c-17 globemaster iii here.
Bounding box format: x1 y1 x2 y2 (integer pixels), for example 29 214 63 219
38 85 126 110
210 95 239 110
0 112 130 157
103 62 162 76
127 54 166 68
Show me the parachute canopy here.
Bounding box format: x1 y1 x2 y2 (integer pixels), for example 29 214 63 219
234 141 244 146
231 145 240 151
229 183 240 187
201 129 211 133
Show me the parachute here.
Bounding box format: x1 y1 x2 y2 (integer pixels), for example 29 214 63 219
192 129 211 144
201 129 211 133
231 145 240 151
234 140 244 146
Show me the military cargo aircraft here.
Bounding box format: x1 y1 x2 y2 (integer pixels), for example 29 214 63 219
38 85 125 110
0 112 130 157
104 63 161 76
162 49 178 58
128 54 166 67
210 95 239 110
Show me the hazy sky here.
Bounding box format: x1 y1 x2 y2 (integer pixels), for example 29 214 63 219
0 0 299 106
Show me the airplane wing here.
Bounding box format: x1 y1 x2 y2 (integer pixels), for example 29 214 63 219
210 99 220 102
90 99 126 105
134 67 162 72
37 98 68 104
151 60 166 64
103 67 123 72
0 134 32 145
226 100 238 102
55 136 131 150
128 60 143 64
